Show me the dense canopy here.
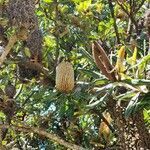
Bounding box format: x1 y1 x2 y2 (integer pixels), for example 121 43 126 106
0 0 150 149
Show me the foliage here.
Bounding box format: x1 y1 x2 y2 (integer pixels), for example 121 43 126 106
0 0 150 149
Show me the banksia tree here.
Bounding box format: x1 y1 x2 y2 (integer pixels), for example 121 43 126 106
56 61 74 93
0 0 149 149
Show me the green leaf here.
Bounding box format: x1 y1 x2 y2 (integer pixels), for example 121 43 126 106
125 79 150 86
86 92 110 108
0 112 5 119
44 35 56 47
76 0 91 12
124 92 140 118
78 69 101 78
79 47 95 63
129 54 150 72
93 78 109 86
94 82 138 92
71 0 82 4
144 109 150 120
116 91 136 101
43 0 53 3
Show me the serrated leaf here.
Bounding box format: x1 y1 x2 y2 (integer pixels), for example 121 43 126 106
78 69 101 78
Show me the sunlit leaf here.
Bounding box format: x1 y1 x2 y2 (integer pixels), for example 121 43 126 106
115 46 126 73
79 47 95 63
86 92 111 108
43 0 53 3
76 0 91 12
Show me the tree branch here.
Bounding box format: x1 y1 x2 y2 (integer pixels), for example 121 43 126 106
0 124 86 150
0 27 28 66
0 34 17 66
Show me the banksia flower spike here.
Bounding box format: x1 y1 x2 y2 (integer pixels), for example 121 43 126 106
115 46 126 73
56 61 74 93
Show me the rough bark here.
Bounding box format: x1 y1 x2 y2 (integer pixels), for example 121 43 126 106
106 97 149 149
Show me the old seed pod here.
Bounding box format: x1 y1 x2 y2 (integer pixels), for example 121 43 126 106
7 0 37 30
18 64 39 80
26 29 43 62
56 61 74 92
144 10 150 36
4 82 16 98
144 10 150 28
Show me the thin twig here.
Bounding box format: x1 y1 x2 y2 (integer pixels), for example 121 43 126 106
14 84 23 99
108 0 120 44
126 19 133 42
0 124 86 150
116 0 139 34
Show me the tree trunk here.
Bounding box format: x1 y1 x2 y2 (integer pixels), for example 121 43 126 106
106 98 150 149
